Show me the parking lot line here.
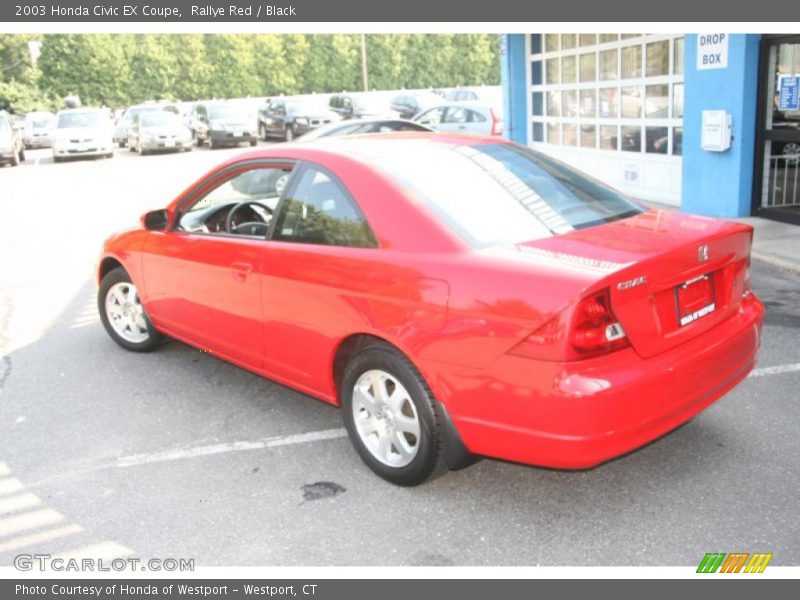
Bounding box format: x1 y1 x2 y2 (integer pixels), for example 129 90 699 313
116 427 348 468
0 524 83 554
749 362 800 378
0 508 63 537
0 492 41 514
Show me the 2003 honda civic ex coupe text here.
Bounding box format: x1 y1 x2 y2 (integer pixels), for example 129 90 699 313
96 133 764 486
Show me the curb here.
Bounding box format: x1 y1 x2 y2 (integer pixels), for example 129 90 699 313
751 251 800 274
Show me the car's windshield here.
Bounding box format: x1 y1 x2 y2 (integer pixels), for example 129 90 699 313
208 105 247 120
26 114 55 129
140 113 179 128
122 106 159 123
57 111 107 128
372 141 642 247
353 96 390 112
287 99 328 113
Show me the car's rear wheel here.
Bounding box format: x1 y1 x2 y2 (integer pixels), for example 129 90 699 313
98 268 163 352
341 343 445 486
249 138 257 147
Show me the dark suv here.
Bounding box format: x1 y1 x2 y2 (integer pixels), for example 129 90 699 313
329 92 397 120
390 92 443 119
258 96 338 142
189 102 258 149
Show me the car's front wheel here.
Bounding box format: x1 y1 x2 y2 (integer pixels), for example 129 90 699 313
341 342 445 486
98 268 163 352
285 126 294 142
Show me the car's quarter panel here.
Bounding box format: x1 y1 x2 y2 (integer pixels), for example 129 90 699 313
141 232 264 368
427 294 763 469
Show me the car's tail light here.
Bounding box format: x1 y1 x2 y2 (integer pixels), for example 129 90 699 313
490 109 503 136
508 288 628 361
570 289 629 357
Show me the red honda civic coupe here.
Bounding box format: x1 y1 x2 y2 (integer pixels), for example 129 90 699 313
97 134 764 486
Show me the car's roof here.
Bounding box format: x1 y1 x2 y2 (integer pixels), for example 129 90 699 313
57 107 105 114
246 132 506 163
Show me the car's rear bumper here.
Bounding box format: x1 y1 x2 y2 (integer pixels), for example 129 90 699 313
53 143 113 158
140 139 192 152
436 294 764 469
209 130 256 145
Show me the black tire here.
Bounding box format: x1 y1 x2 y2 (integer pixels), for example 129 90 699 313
194 131 203 147
53 156 63 163
249 138 257 147
285 126 294 142
118 140 126 148
260 124 268 141
209 138 218 150
98 267 164 353
340 342 446 486
19 149 26 162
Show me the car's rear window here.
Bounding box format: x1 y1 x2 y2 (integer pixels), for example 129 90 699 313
372 141 642 247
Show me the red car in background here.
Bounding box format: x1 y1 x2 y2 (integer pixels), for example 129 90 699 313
97 134 764 486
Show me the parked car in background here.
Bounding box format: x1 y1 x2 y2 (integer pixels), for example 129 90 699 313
296 118 433 141
413 102 503 136
0 112 25 167
22 111 56 149
189 102 258 149
97 134 763 486
114 102 180 148
390 91 444 119
127 111 193 155
52 108 114 162
446 85 504 110
329 92 397 120
259 95 339 142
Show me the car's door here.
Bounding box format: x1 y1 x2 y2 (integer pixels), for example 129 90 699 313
142 161 296 368
443 106 474 133
128 115 140 148
414 107 446 129
267 100 286 137
259 163 381 395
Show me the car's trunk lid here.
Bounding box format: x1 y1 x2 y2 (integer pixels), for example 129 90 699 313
518 210 753 358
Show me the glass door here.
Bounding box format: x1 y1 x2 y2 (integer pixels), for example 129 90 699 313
754 36 800 224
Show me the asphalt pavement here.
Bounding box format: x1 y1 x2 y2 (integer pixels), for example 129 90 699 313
0 146 798 566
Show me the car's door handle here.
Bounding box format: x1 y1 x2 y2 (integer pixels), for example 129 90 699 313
230 262 253 282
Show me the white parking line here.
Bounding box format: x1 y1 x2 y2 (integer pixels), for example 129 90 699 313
116 427 348 468
749 363 800 378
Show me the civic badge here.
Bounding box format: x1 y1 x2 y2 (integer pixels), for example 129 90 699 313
697 244 710 262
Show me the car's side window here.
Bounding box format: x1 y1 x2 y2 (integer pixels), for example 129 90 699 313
177 165 294 236
468 110 487 123
417 107 445 125
444 107 468 123
271 166 377 248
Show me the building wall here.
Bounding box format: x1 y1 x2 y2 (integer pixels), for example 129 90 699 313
681 34 761 217
502 33 764 217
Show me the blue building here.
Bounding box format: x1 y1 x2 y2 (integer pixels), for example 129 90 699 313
501 33 800 225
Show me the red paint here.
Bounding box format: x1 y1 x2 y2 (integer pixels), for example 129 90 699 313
98 134 764 469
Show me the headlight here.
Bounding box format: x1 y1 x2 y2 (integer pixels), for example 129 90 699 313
294 117 309 125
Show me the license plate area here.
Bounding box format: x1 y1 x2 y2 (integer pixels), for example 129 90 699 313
676 274 716 326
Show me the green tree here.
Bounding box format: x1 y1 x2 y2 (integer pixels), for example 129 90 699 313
38 34 133 107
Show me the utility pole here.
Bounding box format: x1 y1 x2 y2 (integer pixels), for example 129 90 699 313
360 34 369 91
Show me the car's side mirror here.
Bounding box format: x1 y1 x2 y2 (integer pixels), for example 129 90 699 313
142 209 170 232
